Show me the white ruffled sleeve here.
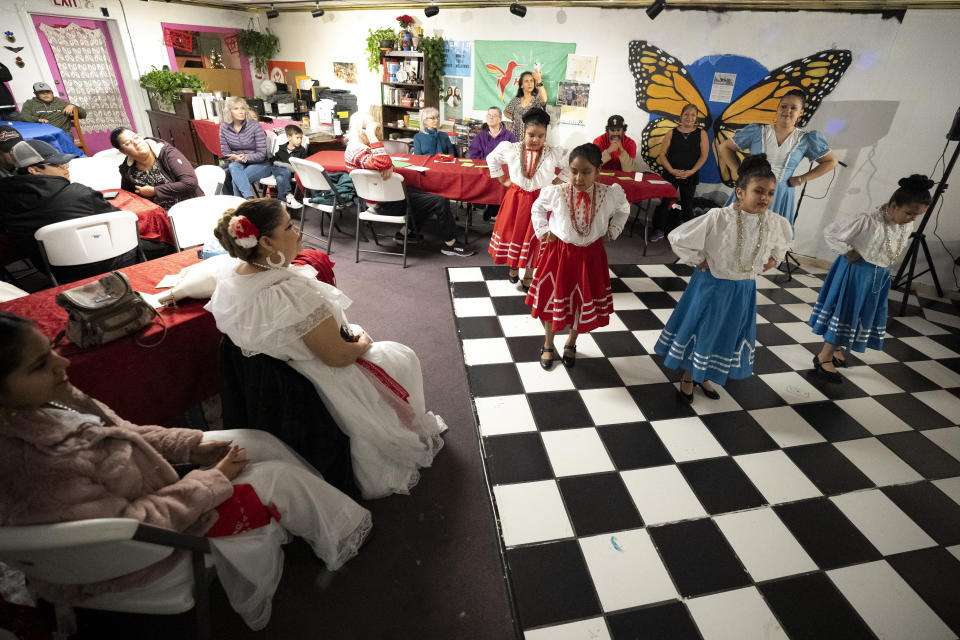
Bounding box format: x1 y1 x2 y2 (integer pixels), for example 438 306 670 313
243 277 344 360
668 209 716 266
824 213 870 255
553 147 570 182
486 141 512 179
531 185 560 239
605 183 631 241
765 213 794 264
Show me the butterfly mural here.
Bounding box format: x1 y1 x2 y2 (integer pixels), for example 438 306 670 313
628 41 852 186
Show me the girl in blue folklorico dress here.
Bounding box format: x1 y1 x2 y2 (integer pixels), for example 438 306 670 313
808 174 933 383
719 90 838 226
655 155 793 402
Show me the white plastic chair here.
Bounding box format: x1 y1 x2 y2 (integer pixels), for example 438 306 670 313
289 157 354 254
68 156 122 191
195 164 226 196
256 131 285 194
34 210 143 286
349 169 410 268
0 517 215 639
167 194 246 251
93 147 126 164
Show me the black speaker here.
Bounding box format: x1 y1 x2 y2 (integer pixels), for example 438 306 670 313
948 106 960 141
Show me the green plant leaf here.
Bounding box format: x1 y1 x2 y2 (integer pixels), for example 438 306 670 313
417 35 446 99
138 66 206 106
237 28 280 75
365 27 398 72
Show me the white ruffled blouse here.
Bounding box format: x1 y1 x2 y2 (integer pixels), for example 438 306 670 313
486 141 569 192
531 182 631 246
668 205 794 281
823 207 914 268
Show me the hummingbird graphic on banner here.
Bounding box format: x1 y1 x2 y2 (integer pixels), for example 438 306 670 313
485 60 520 102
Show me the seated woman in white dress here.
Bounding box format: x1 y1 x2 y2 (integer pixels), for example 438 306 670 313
206 199 446 500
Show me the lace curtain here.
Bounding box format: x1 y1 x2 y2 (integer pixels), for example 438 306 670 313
39 23 130 133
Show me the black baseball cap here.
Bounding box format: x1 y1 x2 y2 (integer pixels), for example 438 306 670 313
606 115 626 130
0 125 22 152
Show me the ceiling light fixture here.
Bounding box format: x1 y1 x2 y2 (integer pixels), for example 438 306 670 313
646 0 666 20
509 3 527 18
311 2 324 17
424 4 439 17
266 4 279 19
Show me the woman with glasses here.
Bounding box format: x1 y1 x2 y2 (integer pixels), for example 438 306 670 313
111 126 203 209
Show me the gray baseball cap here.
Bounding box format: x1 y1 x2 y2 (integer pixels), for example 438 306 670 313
33 82 53 93
11 139 76 168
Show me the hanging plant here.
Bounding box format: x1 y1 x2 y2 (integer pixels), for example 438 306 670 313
365 27 397 72
139 66 206 107
237 28 280 75
417 35 446 98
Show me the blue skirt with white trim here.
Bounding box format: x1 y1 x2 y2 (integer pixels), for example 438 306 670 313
654 268 757 385
807 255 889 352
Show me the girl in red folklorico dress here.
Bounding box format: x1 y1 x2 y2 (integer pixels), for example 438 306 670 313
526 143 630 370
486 108 568 289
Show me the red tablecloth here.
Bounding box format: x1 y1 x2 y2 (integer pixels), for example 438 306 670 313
0 250 218 425
104 189 175 245
303 151 679 206
192 118 313 158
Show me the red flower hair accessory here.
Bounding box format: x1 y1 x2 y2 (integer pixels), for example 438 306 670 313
227 215 260 249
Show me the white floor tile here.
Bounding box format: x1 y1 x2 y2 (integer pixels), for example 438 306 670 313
621 465 707 525
580 387 646 425
800 264 829 275
686 586 788 640
541 428 615 477
475 395 537 437
781 303 813 322
688 383 743 415
923 427 960 462
524 618 611 640
852 348 898 365
793 274 824 288
832 490 936 555
493 481 574 547
591 313 629 333
499 313 547 337
734 450 822 505
714 507 817 582
650 416 727 462
756 292 775 305
828 560 955 640
749 406 825 448
842 366 905 396
754 275 779 289
900 336 960 359
755 313 770 325
447 266 485 282
516 361 576 394
639 264 678 278
633 329 663 354
932 476 960 506
948 545 960 563
835 397 912 435
924 309 960 330
786 286 822 303
907 360 960 388
768 344 818 371
611 291 647 310
894 315 951 336
914 390 960 424
668 290 684 302
834 438 924 486
579 528 678 612
569 333 602 359
453 296 496 317
462 337 513 366
651 308 674 325
621 277 663 292
608 355 670 386
758 372 829 404
774 321 821 343
486 279 527 297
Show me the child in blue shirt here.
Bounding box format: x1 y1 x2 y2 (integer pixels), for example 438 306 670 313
271 124 308 209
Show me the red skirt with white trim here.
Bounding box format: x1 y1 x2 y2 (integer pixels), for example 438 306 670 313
488 184 541 269
525 237 612 333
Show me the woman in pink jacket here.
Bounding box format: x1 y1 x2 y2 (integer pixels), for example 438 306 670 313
0 311 371 630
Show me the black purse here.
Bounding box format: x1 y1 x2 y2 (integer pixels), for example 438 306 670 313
55 271 165 348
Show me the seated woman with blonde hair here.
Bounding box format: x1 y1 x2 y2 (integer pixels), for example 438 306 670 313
206 198 448 499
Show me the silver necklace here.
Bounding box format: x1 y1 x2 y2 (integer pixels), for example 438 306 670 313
249 261 285 271
735 204 765 273
45 401 76 412
880 206 908 263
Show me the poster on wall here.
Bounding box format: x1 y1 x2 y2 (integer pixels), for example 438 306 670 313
442 76 463 120
708 72 736 103
333 62 358 84
565 54 597 84
443 40 472 77
267 60 306 86
473 40 576 110
557 81 590 126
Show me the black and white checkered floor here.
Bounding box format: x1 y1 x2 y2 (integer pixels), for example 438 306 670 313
448 263 960 640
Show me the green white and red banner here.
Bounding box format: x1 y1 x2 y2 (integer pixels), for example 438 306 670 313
473 40 576 110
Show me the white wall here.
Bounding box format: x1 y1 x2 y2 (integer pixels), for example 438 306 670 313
272 5 960 288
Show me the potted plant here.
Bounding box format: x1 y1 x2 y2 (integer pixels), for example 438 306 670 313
417 35 446 98
139 66 206 116
365 27 397 72
236 28 280 76
396 14 415 51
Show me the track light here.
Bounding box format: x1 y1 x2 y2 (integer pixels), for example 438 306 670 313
509 3 527 18
646 0 666 20
311 2 324 17
424 4 439 17
266 4 279 19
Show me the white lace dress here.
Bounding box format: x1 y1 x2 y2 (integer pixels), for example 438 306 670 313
206 261 446 499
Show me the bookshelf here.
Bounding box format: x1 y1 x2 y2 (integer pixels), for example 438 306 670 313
380 50 438 139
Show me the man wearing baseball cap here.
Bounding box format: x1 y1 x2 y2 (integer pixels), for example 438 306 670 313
0 125 23 178
593 115 640 172
19 82 86 133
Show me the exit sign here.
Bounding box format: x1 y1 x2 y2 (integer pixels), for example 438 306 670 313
51 0 94 7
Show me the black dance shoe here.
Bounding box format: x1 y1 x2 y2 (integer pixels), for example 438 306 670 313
813 355 843 384
694 381 720 400
539 346 556 371
562 344 576 369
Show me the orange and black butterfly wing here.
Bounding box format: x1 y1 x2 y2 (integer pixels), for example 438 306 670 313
641 118 679 175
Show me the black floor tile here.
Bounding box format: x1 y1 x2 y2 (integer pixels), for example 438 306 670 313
528 390 595 431
885 318 923 338
784 443 874 495
451 281 490 298
723 376 787 410
506 541 601 630
887 547 960 635
881 338 929 362
479 264 510 279
616 309 666 331
759 572 875 640
883 481 960 546
628 383 696 421
568 357 629 390
774 497 882 570
652 276 688 291
598 422 674 470
607 601 701 640
637 291 677 309
755 323 797 347
940 357 960 376
930 332 960 353
457 316 504 339
467 363 522 397
558 473 644 537
483 433 553 485
875 393 954 430
801 369 871 400
648 519 751 597
678 458 766 515
752 346 794 375
592 330 645 357
879 431 960 479
760 288 804 305
667 263 694 277
609 278 632 294
492 295 534 316
507 335 549 362
757 305 801 323
792 402 872 442
700 411 780 455
610 264 646 277
870 362 940 393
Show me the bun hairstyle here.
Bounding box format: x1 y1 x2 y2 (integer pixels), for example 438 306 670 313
0 311 35 388
780 89 807 108
522 107 551 130
109 127 135 151
736 154 776 190
213 198 286 262
569 143 603 169
891 174 935 208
